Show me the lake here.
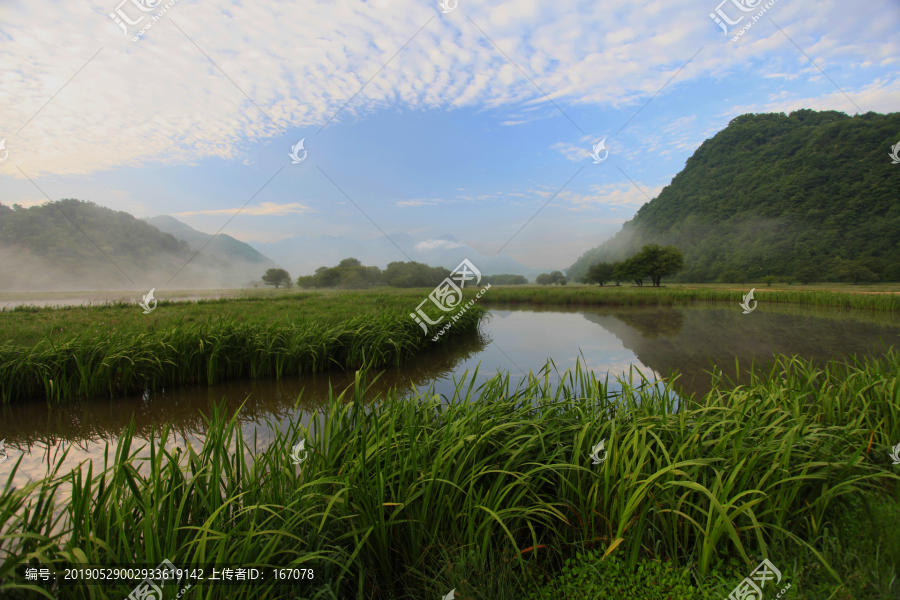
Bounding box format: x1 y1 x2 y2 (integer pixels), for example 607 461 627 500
2 301 899 500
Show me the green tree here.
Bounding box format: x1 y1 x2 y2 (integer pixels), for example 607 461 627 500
831 258 878 285
719 270 741 284
615 257 649 286
536 273 553 285
382 261 450 288
580 262 616 286
794 263 817 285
549 271 567 285
609 262 623 286
482 274 527 285
632 244 684 287
262 268 291 288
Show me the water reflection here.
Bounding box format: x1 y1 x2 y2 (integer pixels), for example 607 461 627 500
2 302 899 497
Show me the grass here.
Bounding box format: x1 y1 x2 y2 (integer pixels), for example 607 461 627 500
2 349 899 599
475 285 900 311
0 291 485 403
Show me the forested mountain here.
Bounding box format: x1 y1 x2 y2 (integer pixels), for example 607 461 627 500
568 110 900 283
0 200 253 291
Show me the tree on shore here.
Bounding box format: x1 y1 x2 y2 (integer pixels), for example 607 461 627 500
614 257 649 286
537 271 567 285
262 268 292 288
579 262 615 286
634 244 685 287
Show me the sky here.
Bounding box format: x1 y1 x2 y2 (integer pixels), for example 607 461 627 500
0 0 898 270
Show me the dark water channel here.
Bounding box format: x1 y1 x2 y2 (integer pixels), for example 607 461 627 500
2 302 899 496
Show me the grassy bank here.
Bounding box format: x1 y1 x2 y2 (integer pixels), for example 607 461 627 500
3 351 899 599
472 285 900 311
0 291 485 403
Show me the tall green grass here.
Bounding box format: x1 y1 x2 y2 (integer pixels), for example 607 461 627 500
473 286 900 311
2 349 898 599
0 306 485 403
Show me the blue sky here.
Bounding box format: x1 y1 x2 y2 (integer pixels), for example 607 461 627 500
1 0 898 269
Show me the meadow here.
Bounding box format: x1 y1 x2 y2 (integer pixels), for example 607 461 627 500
2 284 899 404
0 291 484 403
2 351 899 599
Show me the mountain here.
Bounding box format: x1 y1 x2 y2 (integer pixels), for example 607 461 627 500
567 109 900 283
143 215 275 272
249 232 545 279
0 199 250 291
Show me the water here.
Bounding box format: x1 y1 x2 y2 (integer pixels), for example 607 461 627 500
2 301 899 497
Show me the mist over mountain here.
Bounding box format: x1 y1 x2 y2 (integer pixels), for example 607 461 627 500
567 109 900 283
143 215 276 280
0 200 262 291
248 232 546 279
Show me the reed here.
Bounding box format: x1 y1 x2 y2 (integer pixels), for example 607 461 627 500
2 349 898 599
472 286 900 311
0 305 485 404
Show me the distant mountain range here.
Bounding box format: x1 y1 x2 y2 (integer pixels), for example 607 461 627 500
0 200 256 291
567 109 900 283
247 232 546 279
0 202 547 292
143 215 275 270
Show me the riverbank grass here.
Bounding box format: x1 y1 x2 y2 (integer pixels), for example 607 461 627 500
0 291 484 403
2 349 899 599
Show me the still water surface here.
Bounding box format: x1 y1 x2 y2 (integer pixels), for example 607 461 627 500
2 302 899 498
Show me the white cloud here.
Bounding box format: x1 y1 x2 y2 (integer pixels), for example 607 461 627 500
415 238 463 251
173 201 312 216
557 181 664 211
396 199 439 207
2 0 894 177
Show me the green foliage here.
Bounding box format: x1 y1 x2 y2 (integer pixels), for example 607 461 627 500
831 258 879 284
0 292 485 402
481 274 528 285
795 263 817 284
296 257 382 289
567 110 900 283
616 244 685 286
382 260 451 288
579 262 615 286
525 550 722 600
614 255 650 286
763 275 776 286
3 350 900 598
471 284 900 312
261 267 292 288
719 269 742 284
536 271 567 285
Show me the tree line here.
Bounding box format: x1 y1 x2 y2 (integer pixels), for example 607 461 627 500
261 259 527 289
578 244 685 286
